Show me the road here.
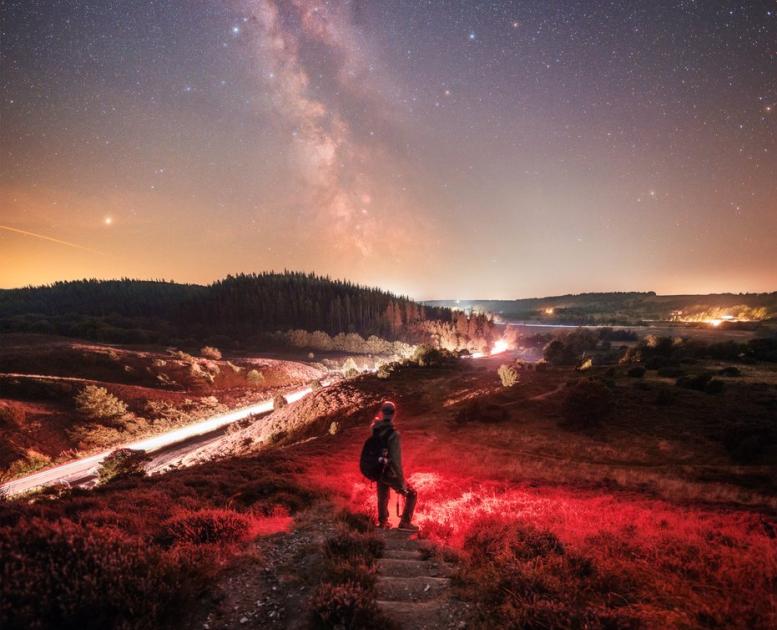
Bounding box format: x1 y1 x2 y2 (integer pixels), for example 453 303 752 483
0 385 315 497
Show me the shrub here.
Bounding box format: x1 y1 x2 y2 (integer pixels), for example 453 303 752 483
342 357 360 378
323 529 383 563
676 372 714 392
561 379 612 426
97 449 149 485
412 345 458 367
627 366 646 378
200 346 222 360
0 404 25 425
0 519 192 629
160 509 251 546
75 385 128 419
543 339 573 366
455 516 638 629
310 582 389 630
497 364 519 388
246 369 264 387
312 524 390 630
273 394 288 410
718 366 742 377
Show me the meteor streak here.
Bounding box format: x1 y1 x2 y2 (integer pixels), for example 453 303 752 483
0 224 104 255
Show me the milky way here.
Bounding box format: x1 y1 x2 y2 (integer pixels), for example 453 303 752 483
1 1 775 297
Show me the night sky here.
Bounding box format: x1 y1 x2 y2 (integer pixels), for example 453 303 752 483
1 1 776 298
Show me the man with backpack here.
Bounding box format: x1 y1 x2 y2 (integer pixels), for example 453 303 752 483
359 400 418 531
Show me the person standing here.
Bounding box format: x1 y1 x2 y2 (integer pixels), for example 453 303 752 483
370 400 418 531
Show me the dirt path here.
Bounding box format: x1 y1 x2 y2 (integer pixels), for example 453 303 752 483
376 529 465 629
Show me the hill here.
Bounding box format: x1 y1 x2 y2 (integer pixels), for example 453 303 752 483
0 273 485 349
427 291 777 326
3 347 776 628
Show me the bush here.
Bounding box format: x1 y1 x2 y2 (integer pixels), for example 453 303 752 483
456 516 637 629
273 394 288 410
627 366 646 378
497 364 519 387
561 379 612 426
160 509 251 546
543 339 574 366
246 369 264 387
312 524 390 629
342 357 360 378
718 366 742 377
412 345 458 368
200 346 222 360
310 582 389 630
0 404 25 425
0 519 192 629
97 449 149 485
676 372 723 393
75 385 128 419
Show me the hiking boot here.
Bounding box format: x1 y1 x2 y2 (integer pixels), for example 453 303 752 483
377 520 391 529
397 520 419 533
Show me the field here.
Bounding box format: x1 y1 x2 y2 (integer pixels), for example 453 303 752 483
2 332 776 629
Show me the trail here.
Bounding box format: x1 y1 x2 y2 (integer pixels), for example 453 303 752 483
376 529 459 629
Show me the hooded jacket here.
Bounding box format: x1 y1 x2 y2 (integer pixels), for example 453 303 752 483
372 418 404 486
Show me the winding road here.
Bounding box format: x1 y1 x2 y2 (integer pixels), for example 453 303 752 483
0 385 315 497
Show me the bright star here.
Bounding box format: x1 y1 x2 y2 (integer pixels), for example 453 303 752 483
104 216 113 226
468 32 476 41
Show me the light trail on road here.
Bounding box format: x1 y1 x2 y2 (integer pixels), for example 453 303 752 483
0 385 315 497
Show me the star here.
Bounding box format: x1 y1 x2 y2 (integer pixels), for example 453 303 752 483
468 32 476 41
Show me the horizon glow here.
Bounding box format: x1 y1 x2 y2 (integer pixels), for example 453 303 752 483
1 1 776 299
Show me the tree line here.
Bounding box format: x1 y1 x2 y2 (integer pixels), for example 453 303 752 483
0 272 494 349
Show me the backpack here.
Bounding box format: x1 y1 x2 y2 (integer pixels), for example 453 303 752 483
359 426 393 481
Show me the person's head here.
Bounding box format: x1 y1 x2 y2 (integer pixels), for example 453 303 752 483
378 400 397 422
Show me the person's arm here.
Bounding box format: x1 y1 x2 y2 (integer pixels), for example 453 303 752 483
388 431 404 487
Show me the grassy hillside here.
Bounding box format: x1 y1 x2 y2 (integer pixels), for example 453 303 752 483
3 343 776 628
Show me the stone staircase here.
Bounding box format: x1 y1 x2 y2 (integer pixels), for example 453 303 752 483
375 529 458 629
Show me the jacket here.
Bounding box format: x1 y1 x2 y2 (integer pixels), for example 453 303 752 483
372 419 404 486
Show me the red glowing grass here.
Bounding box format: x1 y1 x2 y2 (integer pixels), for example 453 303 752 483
290 417 777 626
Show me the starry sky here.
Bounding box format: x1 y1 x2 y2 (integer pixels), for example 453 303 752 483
1 0 776 299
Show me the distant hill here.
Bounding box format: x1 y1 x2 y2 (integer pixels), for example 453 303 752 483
426 292 777 326
0 273 465 347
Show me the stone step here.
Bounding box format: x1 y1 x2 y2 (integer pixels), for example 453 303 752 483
377 558 453 578
383 549 424 561
376 576 450 602
376 599 449 629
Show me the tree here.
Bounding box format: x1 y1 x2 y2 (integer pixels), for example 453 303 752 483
75 385 127 419
247 369 264 387
200 346 222 360
97 448 149 484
